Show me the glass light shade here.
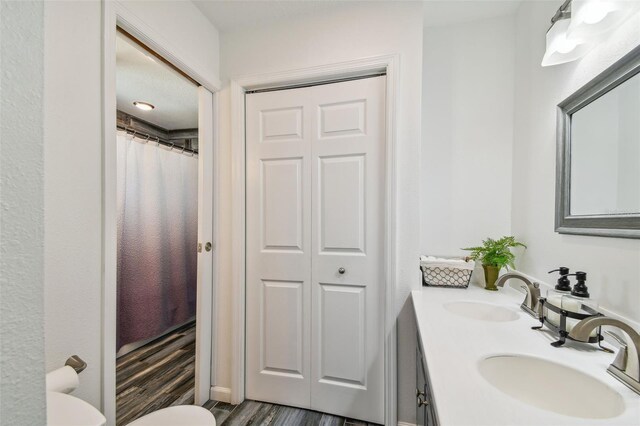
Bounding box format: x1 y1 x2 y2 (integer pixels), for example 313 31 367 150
568 0 640 41
541 18 593 67
133 101 155 111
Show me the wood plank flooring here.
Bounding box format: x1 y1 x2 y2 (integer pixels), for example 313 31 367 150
202 399 382 426
117 322 381 426
116 321 196 425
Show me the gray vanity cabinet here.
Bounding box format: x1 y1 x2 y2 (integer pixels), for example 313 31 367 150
416 334 439 426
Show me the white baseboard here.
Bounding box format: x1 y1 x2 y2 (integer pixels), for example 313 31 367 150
209 386 232 403
398 422 416 426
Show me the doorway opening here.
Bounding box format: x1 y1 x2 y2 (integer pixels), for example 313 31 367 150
112 30 205 425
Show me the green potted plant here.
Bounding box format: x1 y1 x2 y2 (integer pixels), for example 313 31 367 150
463 236 527 291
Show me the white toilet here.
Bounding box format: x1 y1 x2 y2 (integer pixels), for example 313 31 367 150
46 364 216 426
126 405 216 426
47 391 107 426
47 391 215 426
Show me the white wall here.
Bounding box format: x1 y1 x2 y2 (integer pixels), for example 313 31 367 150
512 1 640 322
421 16 515 256
118 0 220 88
0 2 46 424
44 0 103 408
216 2 424 422
43 0 219 409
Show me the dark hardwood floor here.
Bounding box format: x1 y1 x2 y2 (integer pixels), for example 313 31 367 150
203 399 381 426
116 322 381 426
116 321 196 425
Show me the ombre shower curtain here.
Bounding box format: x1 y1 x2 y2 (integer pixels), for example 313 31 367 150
116 131 198 352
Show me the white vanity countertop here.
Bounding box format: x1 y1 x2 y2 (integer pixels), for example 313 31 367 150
411 283 640 426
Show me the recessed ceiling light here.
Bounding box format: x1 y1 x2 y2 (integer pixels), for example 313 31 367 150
133 101 155 111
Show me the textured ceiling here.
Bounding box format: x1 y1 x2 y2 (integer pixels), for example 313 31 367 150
116 33 198 130
194 0 524 33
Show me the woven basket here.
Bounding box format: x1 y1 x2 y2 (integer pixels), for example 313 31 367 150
420 257 474 288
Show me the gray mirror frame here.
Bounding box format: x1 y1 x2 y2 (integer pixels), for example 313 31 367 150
556 44 640 239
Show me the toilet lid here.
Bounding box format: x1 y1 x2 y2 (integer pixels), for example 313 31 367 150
47 392 107 426
126 405 216 426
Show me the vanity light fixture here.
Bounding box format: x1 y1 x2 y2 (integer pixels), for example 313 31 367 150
568 0 640 41
133 101 155 111
542 1 594 67
542 0 640 67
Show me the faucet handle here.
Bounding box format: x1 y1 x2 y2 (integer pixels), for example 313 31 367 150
605 331 628 371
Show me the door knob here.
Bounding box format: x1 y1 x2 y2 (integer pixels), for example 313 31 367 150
338 267 345 274
417 395 429 407
205 242 212 252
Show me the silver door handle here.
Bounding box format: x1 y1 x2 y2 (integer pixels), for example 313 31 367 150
205 242 212 252
338 267 345 274
417 395 429 407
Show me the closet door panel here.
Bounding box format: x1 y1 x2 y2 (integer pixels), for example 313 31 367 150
311 76 386 424
260 280 304 376
246 89 312 408
261 106 303 142
318 283 366 386
261 158 303 251
318 154 366 254
319 100 366 138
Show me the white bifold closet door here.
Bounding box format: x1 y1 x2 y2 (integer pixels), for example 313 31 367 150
246 76 385 423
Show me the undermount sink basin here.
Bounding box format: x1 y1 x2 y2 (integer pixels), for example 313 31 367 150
444 301 519 322
479 355 625 419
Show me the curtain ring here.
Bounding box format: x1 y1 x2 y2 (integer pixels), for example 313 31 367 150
181 145 186 154
155 137 160 146
144 135 150 143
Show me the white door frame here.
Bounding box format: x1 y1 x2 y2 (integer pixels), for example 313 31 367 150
102 2 221 425
230 54 399 425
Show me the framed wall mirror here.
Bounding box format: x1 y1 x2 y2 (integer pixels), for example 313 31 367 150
556 45 640 239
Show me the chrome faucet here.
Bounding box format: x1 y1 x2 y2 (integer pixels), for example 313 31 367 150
569 316 640 395
495 272 541 317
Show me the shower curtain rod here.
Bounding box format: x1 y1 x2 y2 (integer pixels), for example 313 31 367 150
117 125 198 155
